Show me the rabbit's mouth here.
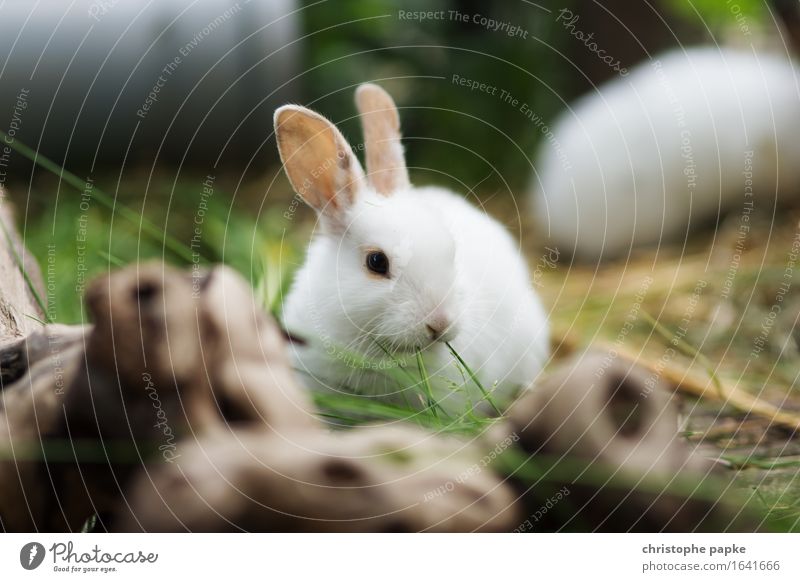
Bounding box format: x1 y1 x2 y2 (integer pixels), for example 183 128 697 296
368 330 444 356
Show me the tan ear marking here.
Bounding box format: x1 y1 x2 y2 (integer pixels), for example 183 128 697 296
355 83 410 195
274 105 364 214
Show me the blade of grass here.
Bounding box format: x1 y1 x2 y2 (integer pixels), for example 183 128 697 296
446 341 502 415
415 349 442 421
97 250 126 267
80 514 98 533
24 313 48 325
642 311 726 399
313 392 422 422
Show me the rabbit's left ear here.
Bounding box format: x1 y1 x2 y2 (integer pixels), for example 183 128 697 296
355 83 410 195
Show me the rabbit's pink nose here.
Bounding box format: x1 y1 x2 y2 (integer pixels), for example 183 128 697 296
425 313 453 342
426 323 442 340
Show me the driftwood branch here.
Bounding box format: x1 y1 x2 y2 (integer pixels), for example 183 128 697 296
0 190 45 339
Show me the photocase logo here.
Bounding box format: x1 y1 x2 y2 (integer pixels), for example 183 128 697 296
20 542 46 570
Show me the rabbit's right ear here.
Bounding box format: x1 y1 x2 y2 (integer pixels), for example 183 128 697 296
355 83 410 195
274 105 365 214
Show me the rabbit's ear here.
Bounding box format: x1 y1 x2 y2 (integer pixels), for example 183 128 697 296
274 105 365 214
355 83 410 195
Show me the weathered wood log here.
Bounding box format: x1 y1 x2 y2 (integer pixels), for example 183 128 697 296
0 324 87 387
81 263 320 437
0 261 320 531
505 352 763 532
118 425 522 532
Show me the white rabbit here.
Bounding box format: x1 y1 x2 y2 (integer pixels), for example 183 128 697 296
275 83 549 416
532 47 800 260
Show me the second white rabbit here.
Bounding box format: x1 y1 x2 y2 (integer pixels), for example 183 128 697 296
532 47 800 260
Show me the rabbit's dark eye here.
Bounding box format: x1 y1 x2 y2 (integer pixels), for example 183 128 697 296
366 251 390 277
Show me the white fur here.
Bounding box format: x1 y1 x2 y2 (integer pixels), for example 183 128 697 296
532 47 800 260
283 182 549 416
